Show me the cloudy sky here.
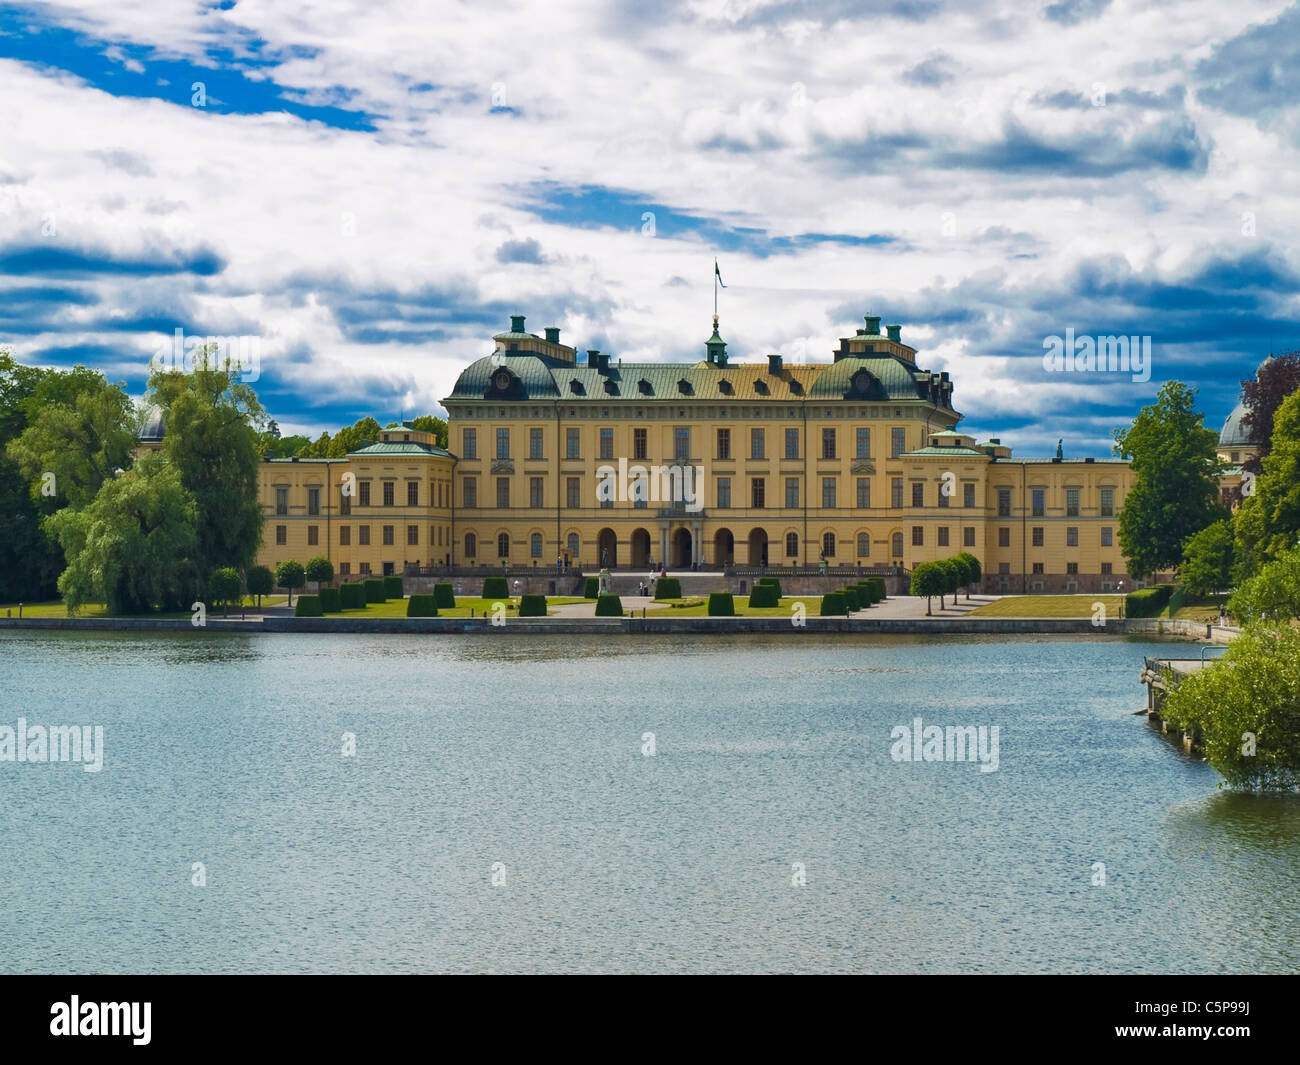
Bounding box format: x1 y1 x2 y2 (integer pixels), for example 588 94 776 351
1 0 1297 455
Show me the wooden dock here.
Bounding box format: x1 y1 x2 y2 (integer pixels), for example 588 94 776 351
1139 655 1223 754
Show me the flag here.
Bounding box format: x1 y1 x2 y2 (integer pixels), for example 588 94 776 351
714 260 725 288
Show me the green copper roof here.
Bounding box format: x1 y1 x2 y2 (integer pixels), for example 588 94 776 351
348 441 453 457
901 446 986 457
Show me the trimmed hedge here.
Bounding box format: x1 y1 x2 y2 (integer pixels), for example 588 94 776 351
583 576 600 599
406 593 439 617
654 577 682 600
364 578 387 604
340 582 367 609
866 577 886 601
318 587 341 613
707 591 735 616
294 594 323 617
433 582 456 609
384 575 404 600
594 594 623 617
1126 585 1174 618
518 593 547 617
483 576 509 598
756 577 782 598
820 592 847 616
841 587 861 611
748 583 780 608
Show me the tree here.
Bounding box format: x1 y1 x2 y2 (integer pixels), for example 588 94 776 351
275 559 306 606
1237 388 1300 567
938 557 964 607
208 567 244 618
247 565 274 608
955 552 981 600
1181 519 1235 601
1227 549 1300 624
1112 381 1224 579
45 453 199 614
1239 349 1300 475
305 556 334 586
297 417 383 458
408 414 449 448
909 561 944 616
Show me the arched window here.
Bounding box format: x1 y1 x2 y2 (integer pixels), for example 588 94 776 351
891 532 903 558
566 533 580 557
497 532 510 558
785 532 798 557
857 532 870 558
530 532 543 558
822 532 835 559
464 532 477 557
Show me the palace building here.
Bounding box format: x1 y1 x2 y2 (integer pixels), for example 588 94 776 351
251 311 1140 593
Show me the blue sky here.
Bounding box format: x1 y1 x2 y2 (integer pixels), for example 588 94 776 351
2 0 1299 454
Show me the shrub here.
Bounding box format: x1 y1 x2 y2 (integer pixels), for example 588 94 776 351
305 556 334 585
364 578 387 604
275 559 306 606
406 593 438 617
1126 585 1174 618
384 575 404 600
518 593 547 617
868 577 887 601
583 576 600 599
433 582 456 609
654 577 682 600
820 592 847 616
483 576 509 598
207 567 243 617
339 582 367 609
246 565 274 608
294 594 323 617
318 587 341 613
707 592 735 616
594 594 623 617
841 587 861 611
756 577 782 598
855 581 878 606
748 583 780 608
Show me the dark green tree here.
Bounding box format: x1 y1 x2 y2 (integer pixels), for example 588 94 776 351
305 556 334 586
208 567 244 618
275 559 306 606
1181 519 1235 601
246 565 274 608
1238 388 1300 566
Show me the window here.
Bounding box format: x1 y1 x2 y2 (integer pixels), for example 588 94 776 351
463 478 477 508
786 477 799 509
963 482 975 508
383 525 394 546
566 428 580 459
275 524 286 545
751 478 765 508
823 532 836 558
1101 526 1113 547
359 562 370 575
307 487 320 516
1067 526 1079 547
751 427 765 459
339 485 351 516
359 525 370 545
566 478 580 509
891 427 905 458
857 532 870 557
786 532 799 557
912 526 924 546
464 533 477 557
530 427 543 459
407 525 418 546
1101 562 1112 574
497 532 510 558
463 428 476 459
891 478 904 509
718 477 731 508
1066 562 1079 575
383 481 395 507
1100 487 1114 517
717 428 731 459
857 478 870 509
911 482 924 507
822 478 836 508
937 483 949 508
496 427 510 460
785 428 799 459
407 481 418 507
821 427 836 459
1032 526 1044 547
340 526 350 546
359 481 371 507
307 525 318 546
1066 488 1080 517
529 478 543 508
1032 489 1044 517
963 526 975 547
339 562 350 576
497 478 510 509
567 533 579 556
997 488 1011 516
600 427 614 461
275 487 288 515
633 428 647 460
856 427 870 459
998 527 1010 547
938 526 949 547
674 427 690 460
530 532 542 558
891 532 904 558
1032 562 1044 575
998 563 1011 575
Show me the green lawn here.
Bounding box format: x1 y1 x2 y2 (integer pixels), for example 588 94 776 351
639 596 824 618
1 595 289 618
322 595 588 618
968 595 1124 618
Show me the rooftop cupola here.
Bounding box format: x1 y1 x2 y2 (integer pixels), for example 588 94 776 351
705 315 728 367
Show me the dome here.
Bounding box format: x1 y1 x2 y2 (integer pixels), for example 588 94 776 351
1219 401 1252 447
139 404 166 442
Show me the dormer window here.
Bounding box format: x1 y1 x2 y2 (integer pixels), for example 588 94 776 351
493 370 511 391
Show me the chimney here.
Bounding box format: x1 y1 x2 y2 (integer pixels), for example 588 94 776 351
510 314 526 333
768 354 783 374
588 349 608 373
886 324 901 343
864 315 881 334
544 327 560 344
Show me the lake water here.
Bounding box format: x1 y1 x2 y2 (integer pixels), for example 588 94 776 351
2 630 1298 974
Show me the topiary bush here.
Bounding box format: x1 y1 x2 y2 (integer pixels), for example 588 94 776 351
318 587 341 613
433 582 455 609
820 592 847 616
707 592 735 616
756 577 782 598
868 577 886 601
654 577 682 600
1127 585 1174 618
406 593 438 617
583 576 600 599
364 578 387 603
518 593 547 617
840 587 860 611
748 583 780 608
384 575 404 600
294 594 323 617
594 594 623 617
483 576 509 598
339 582 367 609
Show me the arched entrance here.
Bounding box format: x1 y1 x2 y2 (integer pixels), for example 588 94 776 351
713 527 735 566
747 527 768 566
671 527 692 569
597 528 618 568
631 528 652 568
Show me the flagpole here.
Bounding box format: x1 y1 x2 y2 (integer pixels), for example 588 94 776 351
713 259 718 320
